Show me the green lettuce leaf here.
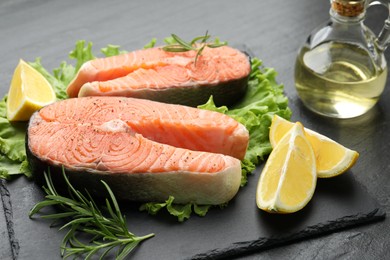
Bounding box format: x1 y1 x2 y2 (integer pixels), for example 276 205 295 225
69 40 96 72
101 44 127 57
0 155 31 179
0 97 31 179
0 117 27 162
0 39 291 222
139 196 211 222
143 38 157 49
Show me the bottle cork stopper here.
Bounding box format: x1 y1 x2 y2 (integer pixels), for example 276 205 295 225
331 0 365 17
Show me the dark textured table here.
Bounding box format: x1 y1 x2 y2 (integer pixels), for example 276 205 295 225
1 0 389 259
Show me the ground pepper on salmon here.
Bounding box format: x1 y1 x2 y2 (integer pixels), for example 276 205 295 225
66 46 251 107
27 96 249 205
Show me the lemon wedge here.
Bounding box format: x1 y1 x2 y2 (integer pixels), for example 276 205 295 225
6 59 56 121
269 115 359 178
256 122 317 213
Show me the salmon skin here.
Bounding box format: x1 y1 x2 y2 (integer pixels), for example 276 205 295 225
66 46 251 107
27 97 249 204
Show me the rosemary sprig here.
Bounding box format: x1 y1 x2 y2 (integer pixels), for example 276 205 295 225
29 168 154 259
162 31 227 65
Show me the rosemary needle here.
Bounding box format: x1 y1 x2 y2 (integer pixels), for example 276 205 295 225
29 168 154 259
162 31 227 65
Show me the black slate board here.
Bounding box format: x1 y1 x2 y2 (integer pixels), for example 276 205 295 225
1 163 385 259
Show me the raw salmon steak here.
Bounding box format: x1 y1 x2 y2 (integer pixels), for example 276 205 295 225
27 97 249 204
66 46 251 107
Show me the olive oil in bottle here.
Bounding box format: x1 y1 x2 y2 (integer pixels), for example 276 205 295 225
295 42 387 118
294 0 390 119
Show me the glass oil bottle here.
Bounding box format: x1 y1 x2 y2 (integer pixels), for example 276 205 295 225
295 0 390 118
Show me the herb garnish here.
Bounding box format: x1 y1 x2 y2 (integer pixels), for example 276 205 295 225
29 168 154 259
162 31 227 65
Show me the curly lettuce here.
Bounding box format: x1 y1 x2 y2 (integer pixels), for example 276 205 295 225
0 97 30 179
0 39 291 222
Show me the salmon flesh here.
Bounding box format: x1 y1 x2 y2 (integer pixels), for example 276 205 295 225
66 46 251 107
27 97 249 204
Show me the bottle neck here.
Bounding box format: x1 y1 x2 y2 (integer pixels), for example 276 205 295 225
330 9 365 24
330 0 366 23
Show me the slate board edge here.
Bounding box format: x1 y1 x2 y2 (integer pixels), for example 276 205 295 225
0 179 19 260
189 208 386 260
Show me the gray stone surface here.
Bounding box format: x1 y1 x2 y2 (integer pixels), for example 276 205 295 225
0 0 389 259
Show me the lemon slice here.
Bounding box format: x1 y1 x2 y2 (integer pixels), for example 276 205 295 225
269 115 359 178
6 59 56 121
256 122 317 213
